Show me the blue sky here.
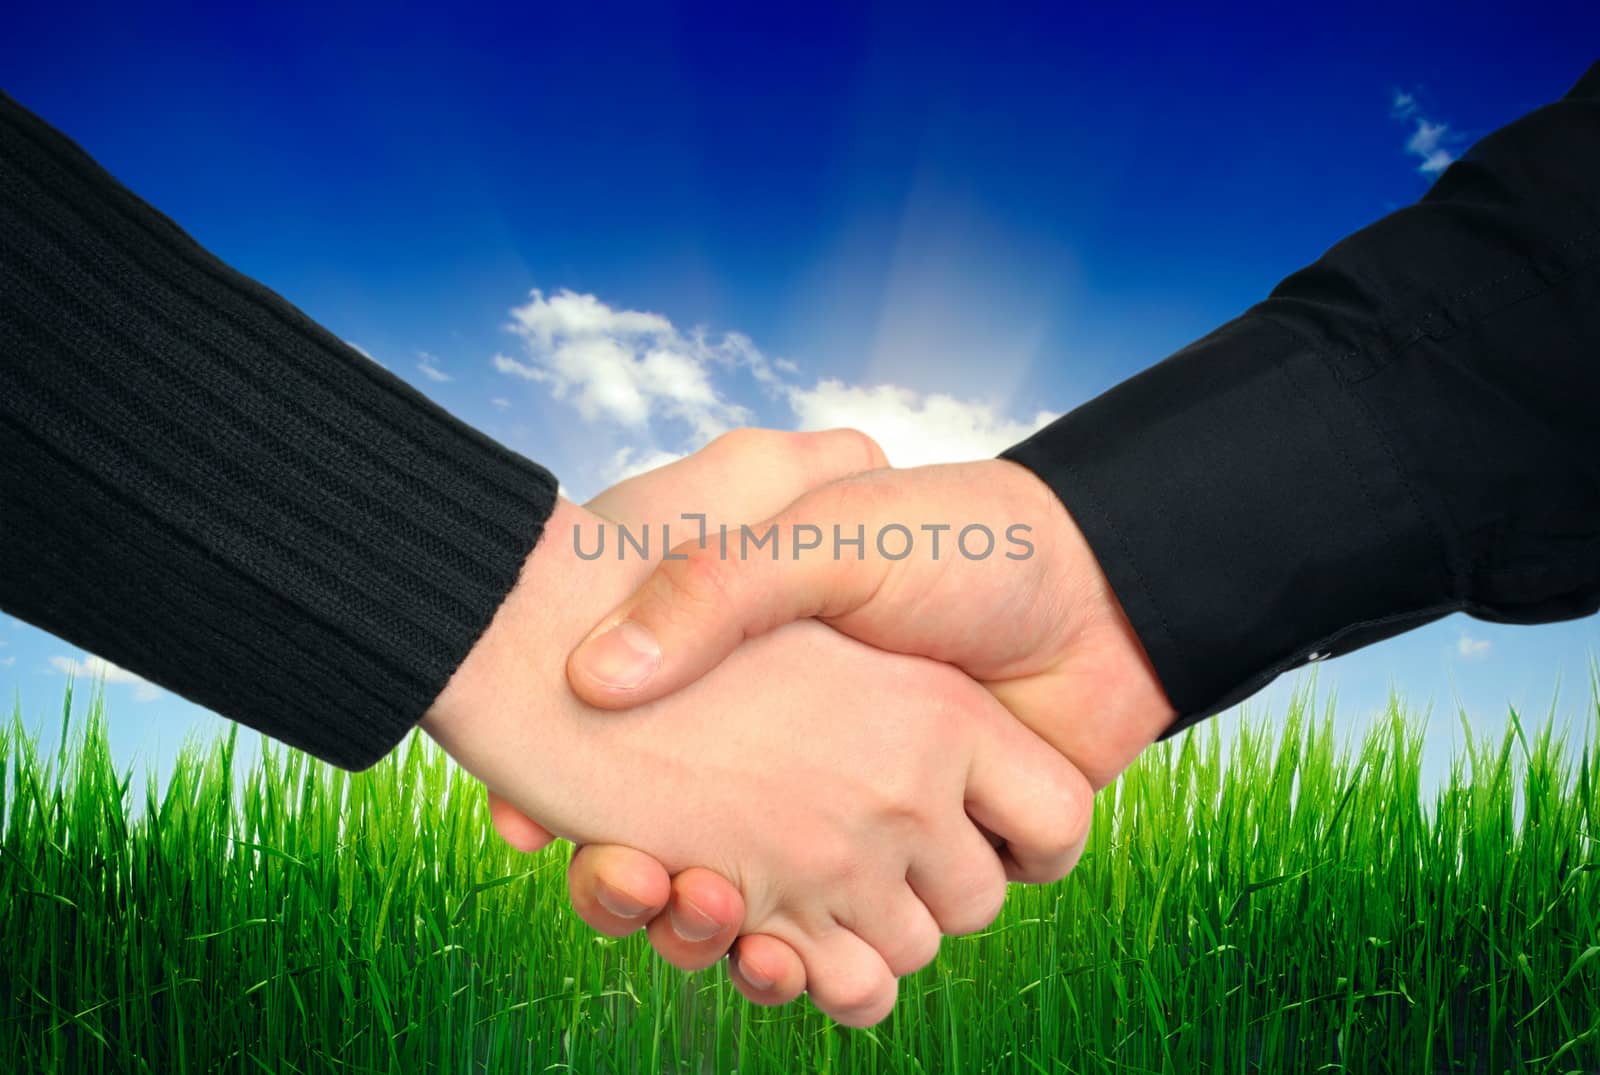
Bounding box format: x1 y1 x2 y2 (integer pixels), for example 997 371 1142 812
2 5 1596 787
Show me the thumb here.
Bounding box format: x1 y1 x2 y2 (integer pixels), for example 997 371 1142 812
566 486 888 709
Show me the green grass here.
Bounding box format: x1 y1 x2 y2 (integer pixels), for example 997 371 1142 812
2 680 1597 1074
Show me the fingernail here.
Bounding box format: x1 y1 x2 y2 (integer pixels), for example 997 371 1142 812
595 882 650 919
669 898 722 942
737 955 775 991
581 621 661 689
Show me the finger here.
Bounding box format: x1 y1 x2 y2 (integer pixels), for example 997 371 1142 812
998 825 1089 886
987 654 1176 791
905 820 1009 936
963 713 1095 886
790 925 900 1028
641 867 745 971
567 484 888 709
486 790 557 853
793 426 890 478
566 844 672 938
844 891 943 978
728 934 806 1006
585 427 887 528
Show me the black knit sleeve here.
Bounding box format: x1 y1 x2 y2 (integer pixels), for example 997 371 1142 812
0 91 559 769
1003 62 1600 738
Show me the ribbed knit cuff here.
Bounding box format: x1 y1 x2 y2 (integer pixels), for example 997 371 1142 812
0 90 557 769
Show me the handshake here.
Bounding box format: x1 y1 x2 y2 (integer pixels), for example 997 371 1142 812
420 429 1178 1026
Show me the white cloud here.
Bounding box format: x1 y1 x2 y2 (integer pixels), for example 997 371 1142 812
497 289 754 443
1407 121 1456 175
492 352 542 381
50 654 162 701
490 397 512 410
1392 89 1458 176
1457 633 1492 660
0 655 14 668
786 380 1056 467
416 352 454 382
497 288 1061 487
509 288 675 345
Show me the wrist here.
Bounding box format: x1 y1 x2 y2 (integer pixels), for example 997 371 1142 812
420 498 645 763
990 457 1177 782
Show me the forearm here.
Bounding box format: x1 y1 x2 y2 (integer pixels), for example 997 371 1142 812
0 90 558 768
1004 63 1600 736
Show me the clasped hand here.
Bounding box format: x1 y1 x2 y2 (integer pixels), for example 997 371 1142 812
422 429 1175 1026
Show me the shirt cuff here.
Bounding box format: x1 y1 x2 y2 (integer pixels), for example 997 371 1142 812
1002 312 1456 737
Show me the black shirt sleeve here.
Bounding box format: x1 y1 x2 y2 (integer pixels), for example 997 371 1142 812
0 91 559 769
1003 62 1600 738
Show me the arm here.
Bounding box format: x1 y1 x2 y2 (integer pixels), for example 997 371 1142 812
0 88 555 768
1003 60 1600 738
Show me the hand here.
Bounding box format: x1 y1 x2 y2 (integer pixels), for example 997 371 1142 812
563 459 1177 994
568 458 1176 786
489 429 894 1002
421 453 1094 1026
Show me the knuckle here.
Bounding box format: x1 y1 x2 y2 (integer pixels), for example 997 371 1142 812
656 548 736 611
969 877 1009 933
808 427 887 476
1019 837 1076 884
708 427 763 455
909 927 943 974
861 764 926 828
942 868 1007 936
1039 763 1095 862
883 921 942 977
1004 756 1094 884
841 427 889 470
823 971 896 1027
